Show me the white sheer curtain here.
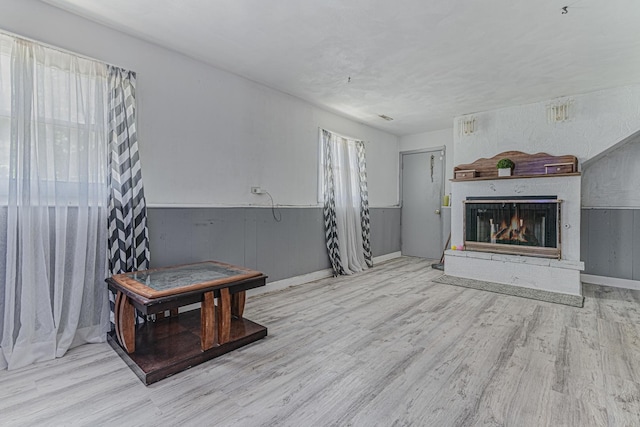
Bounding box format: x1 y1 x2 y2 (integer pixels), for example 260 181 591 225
322 130 371 275
0 34 110 370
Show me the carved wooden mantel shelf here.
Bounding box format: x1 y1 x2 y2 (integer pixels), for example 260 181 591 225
452 151 579 182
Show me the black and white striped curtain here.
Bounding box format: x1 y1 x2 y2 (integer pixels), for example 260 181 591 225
322 130 345 275
356 142 373 268
322 129 372 276
107 67 150 275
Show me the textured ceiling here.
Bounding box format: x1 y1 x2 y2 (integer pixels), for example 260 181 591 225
41 0 640 136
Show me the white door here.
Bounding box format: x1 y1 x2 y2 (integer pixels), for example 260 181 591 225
401 150 444 259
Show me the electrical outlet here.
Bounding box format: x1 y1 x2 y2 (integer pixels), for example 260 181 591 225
251 187 264 194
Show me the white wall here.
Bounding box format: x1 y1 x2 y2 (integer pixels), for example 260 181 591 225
400 128 454 195
582 131 640 208
0 0 399 207
452 85 640 167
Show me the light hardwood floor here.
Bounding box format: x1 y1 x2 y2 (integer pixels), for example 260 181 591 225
2 257 640 426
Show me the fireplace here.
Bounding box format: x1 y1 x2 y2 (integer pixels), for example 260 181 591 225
464 196 561 258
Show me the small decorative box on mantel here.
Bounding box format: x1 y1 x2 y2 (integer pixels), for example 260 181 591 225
455 169 477 180
544 162 575 174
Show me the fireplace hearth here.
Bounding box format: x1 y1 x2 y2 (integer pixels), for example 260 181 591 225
464 196 561 258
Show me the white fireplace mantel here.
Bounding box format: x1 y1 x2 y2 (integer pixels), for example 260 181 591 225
445 175 583 296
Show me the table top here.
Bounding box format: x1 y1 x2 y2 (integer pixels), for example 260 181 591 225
108 261 264 299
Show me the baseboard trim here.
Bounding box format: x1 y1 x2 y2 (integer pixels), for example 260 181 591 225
248 251 403 297
373 251 402 263
581 274 640 291
248 268 334 297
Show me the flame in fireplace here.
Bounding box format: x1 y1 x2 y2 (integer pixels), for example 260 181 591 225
490 213 538 245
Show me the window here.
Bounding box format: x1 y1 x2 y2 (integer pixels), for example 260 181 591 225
0 36 12 183
0 33 108 205
318 128 363 205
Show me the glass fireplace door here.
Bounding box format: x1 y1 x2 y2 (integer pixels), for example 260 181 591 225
463 197 561 258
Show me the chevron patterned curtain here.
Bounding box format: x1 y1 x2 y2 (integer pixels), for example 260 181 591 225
107 67 150 276
356 142 373 268
322 129 372 276
322 129 345 275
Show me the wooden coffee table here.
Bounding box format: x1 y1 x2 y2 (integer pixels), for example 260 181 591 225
106 261 268 384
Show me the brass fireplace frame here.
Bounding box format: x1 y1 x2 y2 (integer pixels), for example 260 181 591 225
463 198 563 259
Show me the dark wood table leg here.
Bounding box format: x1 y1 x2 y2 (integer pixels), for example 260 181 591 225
201 288 240 349
231 290 246 318
114 291 135 353
216 288 231 344
201 291 215 351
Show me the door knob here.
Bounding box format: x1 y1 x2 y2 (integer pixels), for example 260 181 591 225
435 209 441 215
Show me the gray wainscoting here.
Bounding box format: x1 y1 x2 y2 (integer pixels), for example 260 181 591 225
0 207 6 322
147 207 400 282
581 208 640 280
